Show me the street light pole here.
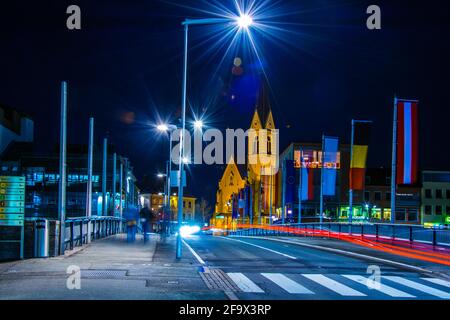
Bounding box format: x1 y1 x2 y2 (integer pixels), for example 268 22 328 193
176 22 189 259
175 15 253 259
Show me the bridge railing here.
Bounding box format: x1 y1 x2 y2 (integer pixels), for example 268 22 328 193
228 223 450 247
64 216 125 250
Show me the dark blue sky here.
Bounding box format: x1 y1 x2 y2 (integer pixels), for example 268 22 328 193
1 0 450 205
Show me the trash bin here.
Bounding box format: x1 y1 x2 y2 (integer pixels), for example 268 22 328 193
35 219 49 258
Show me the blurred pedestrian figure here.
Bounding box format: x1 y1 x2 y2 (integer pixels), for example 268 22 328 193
139 205 153 243
124 204 139 242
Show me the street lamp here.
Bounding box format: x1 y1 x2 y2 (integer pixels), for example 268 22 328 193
176 16 253 259
157 123 177 236
237 14 253 29
194 120 203 130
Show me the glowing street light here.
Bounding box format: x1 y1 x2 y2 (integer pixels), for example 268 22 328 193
157 124 169 132
194 120 203 130
237 14 253 29
175 15 254 259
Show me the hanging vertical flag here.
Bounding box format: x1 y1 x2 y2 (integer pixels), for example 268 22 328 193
350 121 372 190
232 194 239 219
244 185 250 218
322 136 339 196
284 160 296 205
396 100 419 185
301 167 314 201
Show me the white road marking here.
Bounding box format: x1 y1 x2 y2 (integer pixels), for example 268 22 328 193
421 278 450 289
232 236 431 274
302 274 366 297
220 237 297 260
343 275 415 298
228 273 264 293
261 273 314 294
384 276 450 299
182 239 206 265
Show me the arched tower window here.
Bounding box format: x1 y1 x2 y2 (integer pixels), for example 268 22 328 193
267 132 272 155
253 136 259 155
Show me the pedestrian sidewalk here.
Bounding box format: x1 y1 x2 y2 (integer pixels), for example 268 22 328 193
0 233 226 300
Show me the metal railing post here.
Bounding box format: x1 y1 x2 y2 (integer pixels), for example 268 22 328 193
433 229 437 246
409 226 413 243
70 222 74 250
376 224 379 241
80 221 83 245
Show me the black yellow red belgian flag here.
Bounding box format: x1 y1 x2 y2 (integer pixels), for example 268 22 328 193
350 121 372 190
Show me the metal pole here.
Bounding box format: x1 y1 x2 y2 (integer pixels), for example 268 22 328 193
86 117 94 243
269 168 273 225
176 23 188 259
281 160 285 225
259 169 263 225
391 97 398 224
167 131 173 232
102 138 107 216
112 153 117 217
250 184 253 225
119 161 123 223
58 81 67 255
298 148 303 224
320 135 325 225
349 120 355 224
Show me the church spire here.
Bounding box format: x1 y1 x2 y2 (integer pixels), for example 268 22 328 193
255 76 272 126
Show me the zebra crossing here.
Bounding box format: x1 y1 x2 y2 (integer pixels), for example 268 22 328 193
226 272 450 299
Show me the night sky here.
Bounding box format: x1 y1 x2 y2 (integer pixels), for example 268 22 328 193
1 0 450 206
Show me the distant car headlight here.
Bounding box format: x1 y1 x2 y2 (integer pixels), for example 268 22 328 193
180 225 201 237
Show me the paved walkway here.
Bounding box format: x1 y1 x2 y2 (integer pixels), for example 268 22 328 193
0 234 226 300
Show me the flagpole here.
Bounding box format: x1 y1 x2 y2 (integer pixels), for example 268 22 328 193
319 135 325 225
281 160 286 225
269 168 273 225
390 96 398 224
298 148 303 225
259 167 263 225
250 184 253 225
349 120 355 225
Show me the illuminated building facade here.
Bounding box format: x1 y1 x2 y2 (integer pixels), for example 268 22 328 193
212 80 278 226
364 168 421 224
421 171 450 227
279 142 352 222
1 142 139 219
142 193 197 223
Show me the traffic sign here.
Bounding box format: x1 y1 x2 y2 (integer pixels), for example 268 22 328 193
0 220 24 226
0 176 25 183
0 214 24 220
0 207 25 213
0 176 26 260
0 195 24 201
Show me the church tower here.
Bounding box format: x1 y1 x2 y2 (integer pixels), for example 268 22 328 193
247 79 277 224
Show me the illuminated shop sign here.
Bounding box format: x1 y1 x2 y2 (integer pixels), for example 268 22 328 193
294 150 341 169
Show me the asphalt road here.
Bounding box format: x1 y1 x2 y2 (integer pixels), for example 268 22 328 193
184 235 450 300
